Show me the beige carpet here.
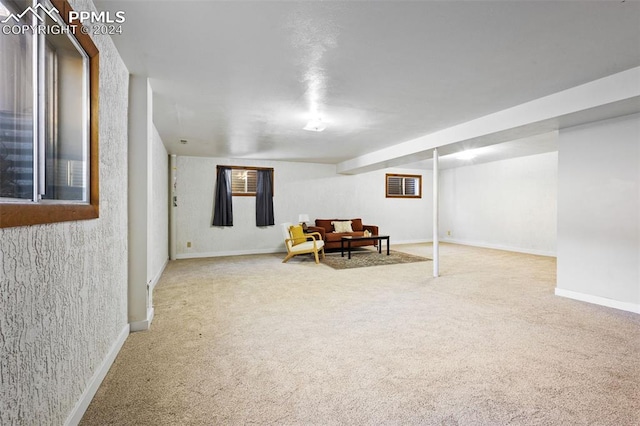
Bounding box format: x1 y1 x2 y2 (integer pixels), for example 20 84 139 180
81 243 640 425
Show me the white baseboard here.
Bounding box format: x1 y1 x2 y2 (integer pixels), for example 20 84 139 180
146 258 168 322
176 242 437 259
393 239 431 245
129 259 167 333
130 306 154 332
64 323 130 426
175 239 552 259
149 257 168 292
441 238 556 257
555 288 640 315
176 247 283 259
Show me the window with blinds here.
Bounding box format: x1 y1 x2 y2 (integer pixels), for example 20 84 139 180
220 166 274 196
385 173 422 198
231 169 258 195
0 0 100 228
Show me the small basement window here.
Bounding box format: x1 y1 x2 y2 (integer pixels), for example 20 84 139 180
218 166 274 196
231 168 258 195
0 0 99 228
386 173 422 198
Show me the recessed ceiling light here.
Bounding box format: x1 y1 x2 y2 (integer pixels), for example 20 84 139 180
303 119 326 132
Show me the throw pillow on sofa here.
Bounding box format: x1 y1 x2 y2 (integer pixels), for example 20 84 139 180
331 220 353 233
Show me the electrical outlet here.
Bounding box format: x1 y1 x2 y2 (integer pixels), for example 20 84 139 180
187 241 192 248
447 231 451 236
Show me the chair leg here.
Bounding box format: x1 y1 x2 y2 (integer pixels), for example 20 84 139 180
282 253 294 263
321 247 325 259
313 250 320 264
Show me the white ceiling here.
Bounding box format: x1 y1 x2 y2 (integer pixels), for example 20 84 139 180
94 0 640 170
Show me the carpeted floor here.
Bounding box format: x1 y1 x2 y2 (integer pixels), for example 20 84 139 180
81 243 640 425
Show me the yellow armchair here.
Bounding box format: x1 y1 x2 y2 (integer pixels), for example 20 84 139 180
281 222 325 264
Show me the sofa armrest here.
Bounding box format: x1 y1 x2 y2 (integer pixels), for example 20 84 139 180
307 226 326 240
363 225 379 235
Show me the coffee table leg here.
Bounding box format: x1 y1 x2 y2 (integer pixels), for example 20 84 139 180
378 239 382 254
341 239 344 257
348 240 352 259
386 237 390 255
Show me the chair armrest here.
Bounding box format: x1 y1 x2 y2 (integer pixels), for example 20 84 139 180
286 236 321 249
305 232 322 241
286 233 321 244
363 225 379 235
307 226 325 239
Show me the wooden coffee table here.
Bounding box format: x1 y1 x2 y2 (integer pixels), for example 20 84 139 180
340 235 390 259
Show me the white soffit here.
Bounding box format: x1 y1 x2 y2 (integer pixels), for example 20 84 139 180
337 67 640 174
400 132 559 171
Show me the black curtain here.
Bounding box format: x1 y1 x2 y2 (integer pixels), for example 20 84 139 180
212 167 233 226
255 169 274 226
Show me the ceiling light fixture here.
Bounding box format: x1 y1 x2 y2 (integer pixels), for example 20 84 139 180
303 119 326 132
456 150 477 160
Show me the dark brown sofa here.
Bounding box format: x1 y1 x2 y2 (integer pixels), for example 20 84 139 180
308 218 379 250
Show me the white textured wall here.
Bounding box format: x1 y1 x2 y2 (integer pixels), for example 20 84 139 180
149 125 168 287
0 0 129 423
557 114 640 309
175 156 431 257
439 151 558 256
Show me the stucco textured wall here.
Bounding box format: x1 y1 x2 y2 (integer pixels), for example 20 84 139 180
0 0 129 423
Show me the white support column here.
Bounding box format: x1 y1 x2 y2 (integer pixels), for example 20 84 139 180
169 155 177 261
433 148 439 277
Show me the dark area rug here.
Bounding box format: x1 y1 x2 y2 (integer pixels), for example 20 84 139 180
318 249 431 270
